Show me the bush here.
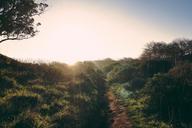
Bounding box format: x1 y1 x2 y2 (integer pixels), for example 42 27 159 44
0 76 18 95
143 73 192 127
14 113 48 128
52 114 76 128
0 91 41 122
130 77 145 91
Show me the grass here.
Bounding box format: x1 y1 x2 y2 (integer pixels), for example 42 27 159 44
110 84 173 128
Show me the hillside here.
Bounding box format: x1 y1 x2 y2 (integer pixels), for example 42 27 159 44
102 40 192 128
0 54 109 128
0 39 192 128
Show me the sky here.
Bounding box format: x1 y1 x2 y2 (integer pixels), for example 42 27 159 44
0 0 192 64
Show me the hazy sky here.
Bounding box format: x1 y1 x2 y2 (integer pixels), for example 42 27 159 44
0 0 191 64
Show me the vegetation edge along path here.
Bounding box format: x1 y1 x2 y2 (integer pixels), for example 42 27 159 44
107 90 132 128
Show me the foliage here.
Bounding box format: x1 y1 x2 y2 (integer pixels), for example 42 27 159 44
0 76 18 95
0 55 109 128
0 0 48 43
141 39 192 63
104 39 192 128
144 72 192 127
0 38 191 128
110 84 172 128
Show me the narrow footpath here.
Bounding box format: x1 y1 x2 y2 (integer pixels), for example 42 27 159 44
107 91 132 128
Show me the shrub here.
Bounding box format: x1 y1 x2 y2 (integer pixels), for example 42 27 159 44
14 112 48 128
0 76 18 95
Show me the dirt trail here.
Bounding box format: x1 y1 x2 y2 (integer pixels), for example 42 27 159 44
107 91 132 128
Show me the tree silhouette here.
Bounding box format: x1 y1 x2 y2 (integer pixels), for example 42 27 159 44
0 0 48 43
141 39 192 64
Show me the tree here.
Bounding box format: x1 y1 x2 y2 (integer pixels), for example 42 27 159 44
141 39 192 66
144 71 192 127
140 42 167 60
0 0 48 43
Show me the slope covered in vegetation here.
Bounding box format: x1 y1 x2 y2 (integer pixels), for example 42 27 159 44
0 39 192 128
0 55 109 128
100 39 192 128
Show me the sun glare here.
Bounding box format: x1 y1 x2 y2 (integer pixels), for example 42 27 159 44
0 1 176 64
40 3 145 64
39 3 132 64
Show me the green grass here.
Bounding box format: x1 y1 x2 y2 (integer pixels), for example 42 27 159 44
110 84 173 128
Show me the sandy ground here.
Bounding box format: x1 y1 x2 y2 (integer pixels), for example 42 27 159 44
107 91 132 128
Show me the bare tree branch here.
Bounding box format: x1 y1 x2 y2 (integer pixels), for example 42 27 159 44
0 38 18 43
0 36 32 43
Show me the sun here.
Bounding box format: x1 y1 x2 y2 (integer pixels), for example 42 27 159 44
0 1 174 64
38 3 118 64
